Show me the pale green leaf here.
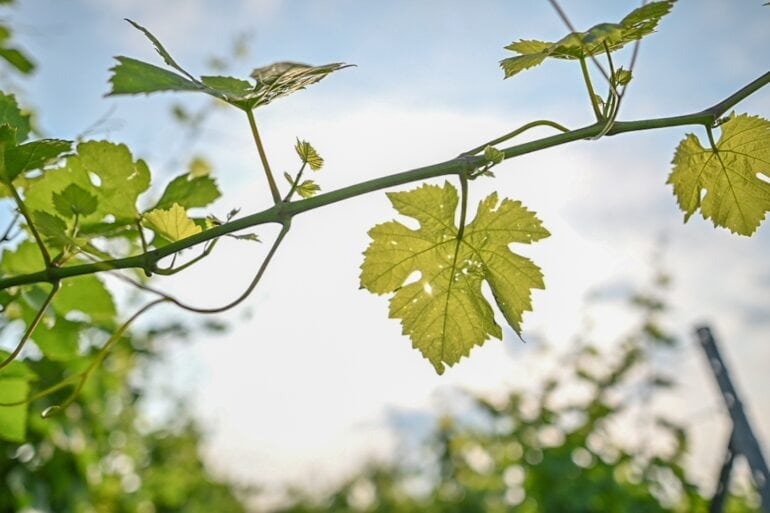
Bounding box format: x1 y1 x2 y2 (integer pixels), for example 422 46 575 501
2 139 71 182
23 141 151 225
144 202 202 242
200 75 254 97
154 173 221 210
500 0 675 78
52 183 98 217
360 182 549 374
0 378 28 442
188 156 212 177
484 145 504 164
296 179 320 198
295 139 324 170
249 61 353 108
667 113 770 236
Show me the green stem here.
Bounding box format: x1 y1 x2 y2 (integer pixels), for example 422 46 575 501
464 119 569 156
0 281 59 370
245 109 281 204
456 174 469 241
284 162 307 202
153 238 220 276
1 70 768 291
9 185 51 267
41 297 168 418
580 57 603 121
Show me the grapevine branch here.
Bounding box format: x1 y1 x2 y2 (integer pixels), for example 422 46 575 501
0 70 767 292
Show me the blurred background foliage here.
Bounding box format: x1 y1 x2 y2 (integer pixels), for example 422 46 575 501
0 1 762 511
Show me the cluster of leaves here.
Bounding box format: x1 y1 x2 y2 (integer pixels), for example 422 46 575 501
277 279 760 513
0 319 250 512
1 0 770 446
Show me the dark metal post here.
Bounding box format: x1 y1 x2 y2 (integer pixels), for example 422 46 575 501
696 326 769 513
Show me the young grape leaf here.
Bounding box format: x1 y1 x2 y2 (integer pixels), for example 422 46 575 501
295 139 324 170
360 182 549 374
667 113 770 236
500 0 675 78
0 91 30 143
143 202 202 242
153 173 221 210
108 20 352 110
295 179 321 198
52 183 98 217
32 210 71 249
2 139 71 182
0 378 29 442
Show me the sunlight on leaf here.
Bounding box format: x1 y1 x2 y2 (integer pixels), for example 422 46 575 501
144 202 202 242
668 113 770 236
500 0 675 78
360 182 549 374
295 139 324 170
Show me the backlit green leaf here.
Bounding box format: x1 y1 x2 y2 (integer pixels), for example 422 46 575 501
154 173 221 210
500 1 675 78
250 61 352 108
52 274 116 326
52 183 97 217
360 182 549 374
23 140 151 225
108 21 352 110
0 240 44 275
484 145 504 164
2 139 71 182
32 210 71 249
295 139 324 170
668 113 770 236
0 378 28 442
296 179 320 198
0 91 30 143
144 202 202 242
108 56 200 95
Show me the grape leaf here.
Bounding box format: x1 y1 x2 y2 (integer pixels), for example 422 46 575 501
295 139 324 170
108 56 200 95
360 182 549 374
108 20 352 110
0 378 29 442
23 141 150 225
2 139 71 182
52 274 117 327
500 0 675 78
52 183 97 217
0 91 30 143
667 113 770 236
296 179 320 198
144 202 202 242
0 240 44 275
154 173 221 210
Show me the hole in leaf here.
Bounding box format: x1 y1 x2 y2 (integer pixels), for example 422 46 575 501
404 270 421 286
102 214 116 223
756 172 770 185
88 172 102 187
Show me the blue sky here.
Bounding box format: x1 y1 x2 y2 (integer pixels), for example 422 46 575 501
4 0 770 498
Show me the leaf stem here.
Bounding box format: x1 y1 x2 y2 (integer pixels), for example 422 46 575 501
9 186 52 267
40 297 168 417
284 162 307 202
580 57 603 121
245 109 281 204
456 174 469 241
0 281 60 370
463 119 569 156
